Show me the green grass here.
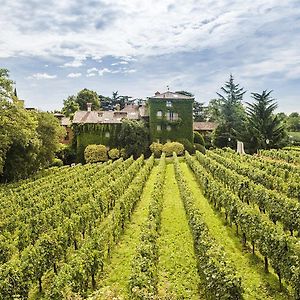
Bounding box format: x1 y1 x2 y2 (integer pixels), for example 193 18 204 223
91 166 159 299
157 164 202 300
180 162 291 300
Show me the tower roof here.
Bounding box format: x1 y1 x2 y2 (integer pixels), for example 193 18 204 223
148 91 194 100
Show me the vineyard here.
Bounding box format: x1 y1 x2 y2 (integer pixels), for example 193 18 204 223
0 149 300 300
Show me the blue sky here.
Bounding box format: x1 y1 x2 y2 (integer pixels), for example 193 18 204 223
0 0 299 113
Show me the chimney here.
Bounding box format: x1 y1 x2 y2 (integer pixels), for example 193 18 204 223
87 102 92 112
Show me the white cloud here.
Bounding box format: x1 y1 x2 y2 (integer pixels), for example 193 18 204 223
98 68 112 76
111 61 129 66
87 67 98 73
62 58 85 68
67 72 82 78
123 69 136 73
86 73 96 77
1 0 298 63
29 73 57 80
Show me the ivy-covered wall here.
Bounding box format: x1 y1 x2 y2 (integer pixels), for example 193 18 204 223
74 123 121 162
148 98 194 143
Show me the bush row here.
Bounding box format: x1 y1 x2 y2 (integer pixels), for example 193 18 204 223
174 153 243 299
196 151 300 235
129 153 166 300
208 150 300 200
187 152 300 298
0 156 147 298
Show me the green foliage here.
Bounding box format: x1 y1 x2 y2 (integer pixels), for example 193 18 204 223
61 96 79 117
285 112 300 132
213 74 247 148
242 90 288 152
178 138 195 154
189 150 300 296
149 142 163 158
206 98 222 122
174 153 243 299
193 101 206 121
118 119 149 159
75 123 120 162
129 154 166 299
193 131 205 145
148 97 194 143
76 88 100 110
108 148 120 160
84 144 108 163
194 143 206 154
162 142 184 157
55 144 77 165
0 68 14 100
51 158 64 167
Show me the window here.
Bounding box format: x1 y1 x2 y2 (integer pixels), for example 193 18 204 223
157 125 161 131
166 111 178 121
166 100 172 107
166 125 171 131
105 132 110 138
156 110 163 118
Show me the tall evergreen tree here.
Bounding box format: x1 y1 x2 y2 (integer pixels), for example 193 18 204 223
213 74 247 148
242 90 287 152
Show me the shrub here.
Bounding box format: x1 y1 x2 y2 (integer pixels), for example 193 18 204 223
84 144 108 163
195 143 206 154
108 148 120 160
194 131 205 146
51 158 64 167
162 142 184 157
120 148 126 158
178 138 195 154
149 142 163 158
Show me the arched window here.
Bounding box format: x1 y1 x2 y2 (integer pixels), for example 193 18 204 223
156 110 163 118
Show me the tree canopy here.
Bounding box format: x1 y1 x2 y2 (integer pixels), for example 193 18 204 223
0 68 65 181
241 90 287 152
213 74 247 148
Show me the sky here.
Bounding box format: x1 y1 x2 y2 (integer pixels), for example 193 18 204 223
0 0 299 113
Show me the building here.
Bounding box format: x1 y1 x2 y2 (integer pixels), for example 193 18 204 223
60 90 216 161
148 91 194 143
72 102 148 160
193 122 217 136
54 113 73 144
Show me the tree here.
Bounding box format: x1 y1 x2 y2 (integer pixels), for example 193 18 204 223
286 112 300 132
242 90 287 152
1 111 64 181
76 89 100 110
193 101 206 121
118 120 149 158
206 99 222 122
61 96 79 117
176 90 194 97
0 68 14 100
213 75 247 148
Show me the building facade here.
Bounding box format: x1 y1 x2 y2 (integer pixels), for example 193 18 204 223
148 91 194 143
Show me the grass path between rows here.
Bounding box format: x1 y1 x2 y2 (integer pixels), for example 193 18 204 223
180 162 291 300
93 165 159 299
157 163 202 300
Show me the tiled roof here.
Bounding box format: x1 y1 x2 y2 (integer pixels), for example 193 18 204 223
149 91 194 100
193 122 218 131
61 117 71 126
72 104 147 124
